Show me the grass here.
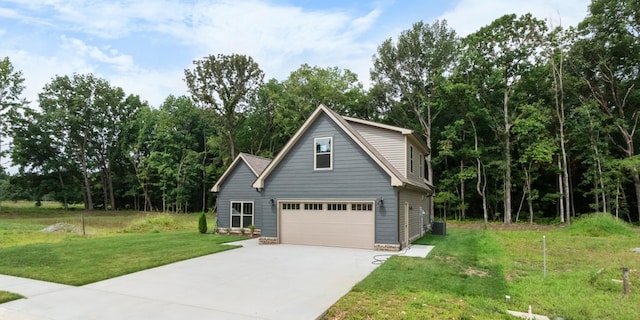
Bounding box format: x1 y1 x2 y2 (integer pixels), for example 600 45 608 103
0 204 237 286
0 291 24 304
0 232 238 285
325 216 640 320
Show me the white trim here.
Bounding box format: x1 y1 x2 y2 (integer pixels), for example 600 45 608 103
212 153 266 192
313 136 333 171
230 200 254 228
343 116 413 134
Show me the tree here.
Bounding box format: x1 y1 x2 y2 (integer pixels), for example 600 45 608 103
546 25 576 223
568 103 615 214
574 0 640 221
512 103 557 223
462 14 547 224
275 64 371 141
185 54 264 160
371 20 459 217
0 57 27 172
34 73 137 210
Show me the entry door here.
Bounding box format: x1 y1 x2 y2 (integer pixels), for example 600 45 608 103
403 202 409 247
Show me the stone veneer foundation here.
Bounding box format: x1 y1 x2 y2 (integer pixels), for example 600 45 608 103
374 243 401 251
259 237 279 245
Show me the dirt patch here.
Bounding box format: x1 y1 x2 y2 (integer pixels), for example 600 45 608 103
433 254 457 262
463 267 489 277
41 223 80 233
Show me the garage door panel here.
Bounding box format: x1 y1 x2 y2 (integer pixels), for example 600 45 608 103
280 202 374 249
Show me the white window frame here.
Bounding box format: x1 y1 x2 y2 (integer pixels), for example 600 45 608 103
230 201 254 228
314 137 333 170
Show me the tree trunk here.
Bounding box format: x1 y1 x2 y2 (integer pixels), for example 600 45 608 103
101 169 108 210
558 157 564 222
470 119 489 225
107 164 115 210
460 159 465 220
228 130 236 160
202 135 208 213
551 40 571 224
503 88 512 224
80 147 93 211
632 171 640 222
526 167 534 224
560 122 571 224
57 170 69 210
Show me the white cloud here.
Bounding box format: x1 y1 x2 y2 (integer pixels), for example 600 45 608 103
60 36 135 73
168 1 382 83
440 0 591 36
110 68 186 107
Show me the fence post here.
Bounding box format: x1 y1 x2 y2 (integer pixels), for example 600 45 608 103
543 235 546 279
622 267 629 295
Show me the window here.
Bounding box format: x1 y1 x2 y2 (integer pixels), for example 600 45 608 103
327 203 347 211
282 203 300 210
419 152 423 178
314 137 333 170
231 201 253 228
351 203 373 211
424 158 429 179
304 203 323 210
410 146 414 173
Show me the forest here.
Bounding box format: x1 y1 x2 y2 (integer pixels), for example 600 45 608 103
0 0 638 224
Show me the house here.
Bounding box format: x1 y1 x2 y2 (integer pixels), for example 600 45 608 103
212 104 433 250
211 153 271 231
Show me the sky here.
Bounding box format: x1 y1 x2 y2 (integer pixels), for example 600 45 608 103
0 0 592 110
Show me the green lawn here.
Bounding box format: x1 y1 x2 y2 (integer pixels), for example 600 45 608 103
0 206 237 286
325 215 640 319
0 291 23 304
0 232 239 285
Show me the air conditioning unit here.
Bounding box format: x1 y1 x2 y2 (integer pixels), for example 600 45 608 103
432 221 446 236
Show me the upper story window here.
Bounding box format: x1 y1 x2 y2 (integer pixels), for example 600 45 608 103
410 145 414 173
419 152 423 178
314 137 333 170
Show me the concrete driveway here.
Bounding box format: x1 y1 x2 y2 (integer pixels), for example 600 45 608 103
1 239 385 320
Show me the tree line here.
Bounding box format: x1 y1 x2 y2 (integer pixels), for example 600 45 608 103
1 0 638 224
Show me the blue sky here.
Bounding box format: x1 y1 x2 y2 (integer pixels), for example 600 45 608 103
1 0 590 108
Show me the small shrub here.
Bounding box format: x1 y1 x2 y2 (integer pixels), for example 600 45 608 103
567 213 635 237
198 213 208 234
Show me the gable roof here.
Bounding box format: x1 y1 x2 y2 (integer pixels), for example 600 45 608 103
211 153 271 192
252 104 432 192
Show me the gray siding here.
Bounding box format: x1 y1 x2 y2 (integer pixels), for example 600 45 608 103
399 189 430 244
350 122 406 175
215 161 262 229
260 114 399 245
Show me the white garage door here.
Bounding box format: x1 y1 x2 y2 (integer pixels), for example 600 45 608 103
280 201 375 249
